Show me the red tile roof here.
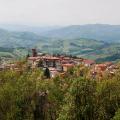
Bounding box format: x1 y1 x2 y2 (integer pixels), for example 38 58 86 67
83 59 95 65
62 64 74 67
104 62 113 66
28 57 40 61
95 64 107 71
42 56 60 60
48 67 57 71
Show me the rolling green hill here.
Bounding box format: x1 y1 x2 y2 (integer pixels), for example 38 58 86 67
1 37 120 62
0 28 46 48
42 24 120 43
0 24 120 62
35 38 120 62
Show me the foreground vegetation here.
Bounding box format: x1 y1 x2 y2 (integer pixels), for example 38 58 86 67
0 63 120 120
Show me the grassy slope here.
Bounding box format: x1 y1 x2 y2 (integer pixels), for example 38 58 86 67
0 27 120 62
36 38 120 62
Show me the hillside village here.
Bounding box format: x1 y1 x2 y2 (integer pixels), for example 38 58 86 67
0 48 118 79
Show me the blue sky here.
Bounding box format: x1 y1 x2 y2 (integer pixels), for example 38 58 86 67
0 0 119 26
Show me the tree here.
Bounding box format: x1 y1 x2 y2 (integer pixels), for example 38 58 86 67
44 68 50 79
112 108 120 120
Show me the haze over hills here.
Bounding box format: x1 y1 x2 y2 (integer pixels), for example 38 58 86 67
0 28 42 48
0 24 60 34
1 24 120 43
42 24 120 43
0 24 120 62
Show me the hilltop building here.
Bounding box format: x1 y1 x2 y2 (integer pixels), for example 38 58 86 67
27 49 86 78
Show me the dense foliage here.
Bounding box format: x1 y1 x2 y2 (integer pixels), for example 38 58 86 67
0 64 120 120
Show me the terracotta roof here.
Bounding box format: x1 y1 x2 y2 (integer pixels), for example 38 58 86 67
63 57 71 60
48 67 57 71
104 62 113 66
96 64 106 67
83 59 95 64
28 57 40 60
50 71 59 74
95 64 107 71
61 59 74 63
62 64 74 67
43 56 60 60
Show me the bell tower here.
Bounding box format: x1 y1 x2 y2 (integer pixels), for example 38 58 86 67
32 48 37 57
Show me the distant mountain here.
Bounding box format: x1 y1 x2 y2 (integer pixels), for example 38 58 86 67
42 24 120 43
0 24 60 34
1 24 120 43
0 28 47 48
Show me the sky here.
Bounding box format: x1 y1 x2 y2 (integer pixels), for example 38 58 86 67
0 0 119 26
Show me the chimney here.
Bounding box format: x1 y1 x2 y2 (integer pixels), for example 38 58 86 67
32 49 37 57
